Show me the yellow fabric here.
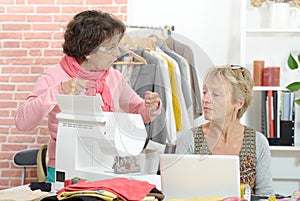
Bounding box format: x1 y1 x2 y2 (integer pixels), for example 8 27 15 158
57 190 119 201
168 196 224 201
268 195 277 201
36 144 48 182
160 54 182 131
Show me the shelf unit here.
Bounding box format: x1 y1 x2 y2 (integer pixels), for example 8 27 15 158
240 0 300 195
242 86 300 195
269 146 300 151
243 87 299 145
246 28 300 33
253 86 287 91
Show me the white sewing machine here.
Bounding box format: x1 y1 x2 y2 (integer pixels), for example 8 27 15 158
54 94 161 190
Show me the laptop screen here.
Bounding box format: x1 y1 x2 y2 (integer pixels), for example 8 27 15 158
159 154 240 200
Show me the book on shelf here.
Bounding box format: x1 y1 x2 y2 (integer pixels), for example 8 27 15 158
261 91 267 136
281 91 291 121
273 90 280 138
267 90 274 138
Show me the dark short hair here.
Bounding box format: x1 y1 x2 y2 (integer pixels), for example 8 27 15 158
62 10 126 61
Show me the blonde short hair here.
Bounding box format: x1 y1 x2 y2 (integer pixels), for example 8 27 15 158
204 64 254 119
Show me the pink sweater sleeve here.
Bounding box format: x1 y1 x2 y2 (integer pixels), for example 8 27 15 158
14 67 66 131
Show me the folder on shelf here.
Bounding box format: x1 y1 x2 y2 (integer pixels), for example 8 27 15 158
280 120 294 146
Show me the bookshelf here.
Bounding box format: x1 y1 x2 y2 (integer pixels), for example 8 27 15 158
253 86 287 91
243 88 299 145
240 0 300 195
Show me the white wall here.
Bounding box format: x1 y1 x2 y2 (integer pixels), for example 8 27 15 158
127 0 242 126
127 0 242 73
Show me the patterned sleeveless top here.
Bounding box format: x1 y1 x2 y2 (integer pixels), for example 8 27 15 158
193 126 257 194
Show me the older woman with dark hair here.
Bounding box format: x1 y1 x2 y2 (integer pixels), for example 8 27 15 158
15 10 161 182
176 65 273 196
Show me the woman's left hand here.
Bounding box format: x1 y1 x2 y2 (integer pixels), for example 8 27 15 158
144 91 160 111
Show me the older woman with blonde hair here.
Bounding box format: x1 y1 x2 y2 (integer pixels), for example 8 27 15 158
176 65 274 196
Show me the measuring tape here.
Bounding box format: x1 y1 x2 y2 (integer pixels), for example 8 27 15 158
240 183 251 201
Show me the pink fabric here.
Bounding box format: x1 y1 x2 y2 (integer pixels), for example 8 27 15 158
60 55 113 111
14 57 161 168
57 178 156 201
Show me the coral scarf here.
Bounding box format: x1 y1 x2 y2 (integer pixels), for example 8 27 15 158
60 55 113 112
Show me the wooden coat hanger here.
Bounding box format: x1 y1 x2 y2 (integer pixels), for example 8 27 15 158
114 34 148 65
113 51 147 65
148 33 170 50
133 36 156 51
119 34 137 50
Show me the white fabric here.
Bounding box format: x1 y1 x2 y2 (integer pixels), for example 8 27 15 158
0 186 49 201
156 47 192 142
150 50 177 145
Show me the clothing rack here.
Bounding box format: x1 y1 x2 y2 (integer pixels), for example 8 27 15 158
125 24 175 35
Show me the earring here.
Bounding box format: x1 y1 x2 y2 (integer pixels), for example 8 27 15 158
87 58 90 70
83 56 90 70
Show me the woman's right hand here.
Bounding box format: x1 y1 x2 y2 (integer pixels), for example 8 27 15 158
61 78 87 95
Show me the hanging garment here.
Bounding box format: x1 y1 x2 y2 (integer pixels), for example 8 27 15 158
115 49 168 145
156 40 192 114
156 40 193 124
166 37 205 119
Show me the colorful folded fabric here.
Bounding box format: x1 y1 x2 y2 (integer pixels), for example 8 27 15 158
56 178 156 201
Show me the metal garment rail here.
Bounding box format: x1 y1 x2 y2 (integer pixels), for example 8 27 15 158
125 24 175 35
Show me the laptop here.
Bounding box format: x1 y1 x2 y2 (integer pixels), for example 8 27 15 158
159 154 240 200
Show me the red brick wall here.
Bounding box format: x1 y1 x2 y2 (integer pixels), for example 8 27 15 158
0 0 128 189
